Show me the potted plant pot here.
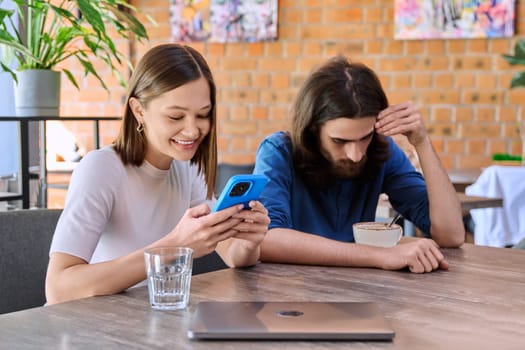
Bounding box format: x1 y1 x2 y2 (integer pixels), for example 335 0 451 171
14 69 60 117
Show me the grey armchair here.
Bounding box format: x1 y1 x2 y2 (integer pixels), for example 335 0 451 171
0 209 62 314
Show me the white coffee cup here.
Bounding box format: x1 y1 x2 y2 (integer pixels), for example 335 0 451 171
353 222 403 248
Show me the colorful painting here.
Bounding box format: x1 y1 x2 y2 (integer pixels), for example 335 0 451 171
170 0 212 42
170 0 278 43
395 0 515 39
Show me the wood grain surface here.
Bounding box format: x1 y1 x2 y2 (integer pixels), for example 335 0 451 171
1 244 524 349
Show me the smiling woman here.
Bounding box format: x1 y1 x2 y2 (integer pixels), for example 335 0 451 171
44 44 270 305
128 77 212 170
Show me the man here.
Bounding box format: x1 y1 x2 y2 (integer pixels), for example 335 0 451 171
254 56 464 273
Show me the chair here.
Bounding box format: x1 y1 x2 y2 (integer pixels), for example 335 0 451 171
193 251 228 275
0 209 62 314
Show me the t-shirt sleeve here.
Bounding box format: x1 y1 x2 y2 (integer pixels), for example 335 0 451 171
382 141 430 235
253 132 294 230
49 149 123 261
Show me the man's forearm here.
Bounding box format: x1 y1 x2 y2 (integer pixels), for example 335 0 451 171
260 228 385 267
415 138 465 247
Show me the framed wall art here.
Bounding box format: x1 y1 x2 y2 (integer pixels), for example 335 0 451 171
170 0 278 43
395 0 516 40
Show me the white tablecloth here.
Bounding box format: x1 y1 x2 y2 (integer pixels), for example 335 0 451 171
466 165 525 247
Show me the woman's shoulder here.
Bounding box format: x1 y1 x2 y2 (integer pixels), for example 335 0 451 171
82 146 119 162
74 146 125 176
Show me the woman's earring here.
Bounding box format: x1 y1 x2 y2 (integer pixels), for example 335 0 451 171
136 123 144 133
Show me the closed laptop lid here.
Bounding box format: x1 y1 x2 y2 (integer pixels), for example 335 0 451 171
187 301 395 340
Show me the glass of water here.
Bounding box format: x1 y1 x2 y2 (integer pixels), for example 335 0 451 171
144 247 193 310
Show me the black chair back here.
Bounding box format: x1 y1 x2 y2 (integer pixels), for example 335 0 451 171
0 209 62 314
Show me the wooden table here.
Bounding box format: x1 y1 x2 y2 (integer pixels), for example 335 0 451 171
457 192 503 212
377 192 503 217
448 169 481 192
1 244 524 349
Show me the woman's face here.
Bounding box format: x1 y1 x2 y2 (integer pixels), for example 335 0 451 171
131 77 212 169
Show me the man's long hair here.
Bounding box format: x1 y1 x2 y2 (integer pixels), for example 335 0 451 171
291 56 390 188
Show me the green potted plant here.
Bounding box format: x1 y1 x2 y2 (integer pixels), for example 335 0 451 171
0 0 151 116
502 38 525 164
502 39 525 88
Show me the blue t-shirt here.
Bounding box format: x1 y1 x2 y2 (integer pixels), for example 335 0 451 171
254 132 430 242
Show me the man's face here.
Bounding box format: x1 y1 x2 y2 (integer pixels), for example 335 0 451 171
318 116 376 179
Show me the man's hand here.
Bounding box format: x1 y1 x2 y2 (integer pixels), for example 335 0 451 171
380 238 449 273
375 101 428 147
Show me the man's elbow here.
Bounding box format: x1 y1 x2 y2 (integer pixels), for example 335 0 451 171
433 228 465 248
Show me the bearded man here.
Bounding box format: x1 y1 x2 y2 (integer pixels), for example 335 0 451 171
254 56 464 273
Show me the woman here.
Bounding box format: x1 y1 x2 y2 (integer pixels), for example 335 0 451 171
46 44 269 304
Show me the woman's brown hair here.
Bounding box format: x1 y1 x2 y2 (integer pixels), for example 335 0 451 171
114 44 217 198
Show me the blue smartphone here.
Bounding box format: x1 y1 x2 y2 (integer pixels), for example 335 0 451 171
212 174 269 212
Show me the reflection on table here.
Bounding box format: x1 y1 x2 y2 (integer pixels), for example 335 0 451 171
1 244 524 349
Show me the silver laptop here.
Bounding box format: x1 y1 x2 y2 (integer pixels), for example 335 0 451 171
187 301 395 340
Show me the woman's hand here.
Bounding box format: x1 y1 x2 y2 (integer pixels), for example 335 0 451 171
216 200 270 267
230 200 270 250
380 238 449 273
157 203 244 258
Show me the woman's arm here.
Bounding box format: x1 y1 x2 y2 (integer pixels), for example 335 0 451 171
45 251 146 305
46 203 246 304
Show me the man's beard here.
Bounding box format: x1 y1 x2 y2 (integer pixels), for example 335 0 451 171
330 155 367 179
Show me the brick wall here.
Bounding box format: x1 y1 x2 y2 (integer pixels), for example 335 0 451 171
60 0 525 170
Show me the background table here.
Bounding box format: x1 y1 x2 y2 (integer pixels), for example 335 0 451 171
376 192 502 238
448 169 481 192
0 116 120 208
456 192 503 212
1 243 524 349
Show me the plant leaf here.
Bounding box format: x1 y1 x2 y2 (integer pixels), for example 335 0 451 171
0 60 17 83
510 71 525 89
62 68 79 90
77 56 108 91
502 54 525 66
77 0 106 37
1 0 154 93
515 39 525 58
